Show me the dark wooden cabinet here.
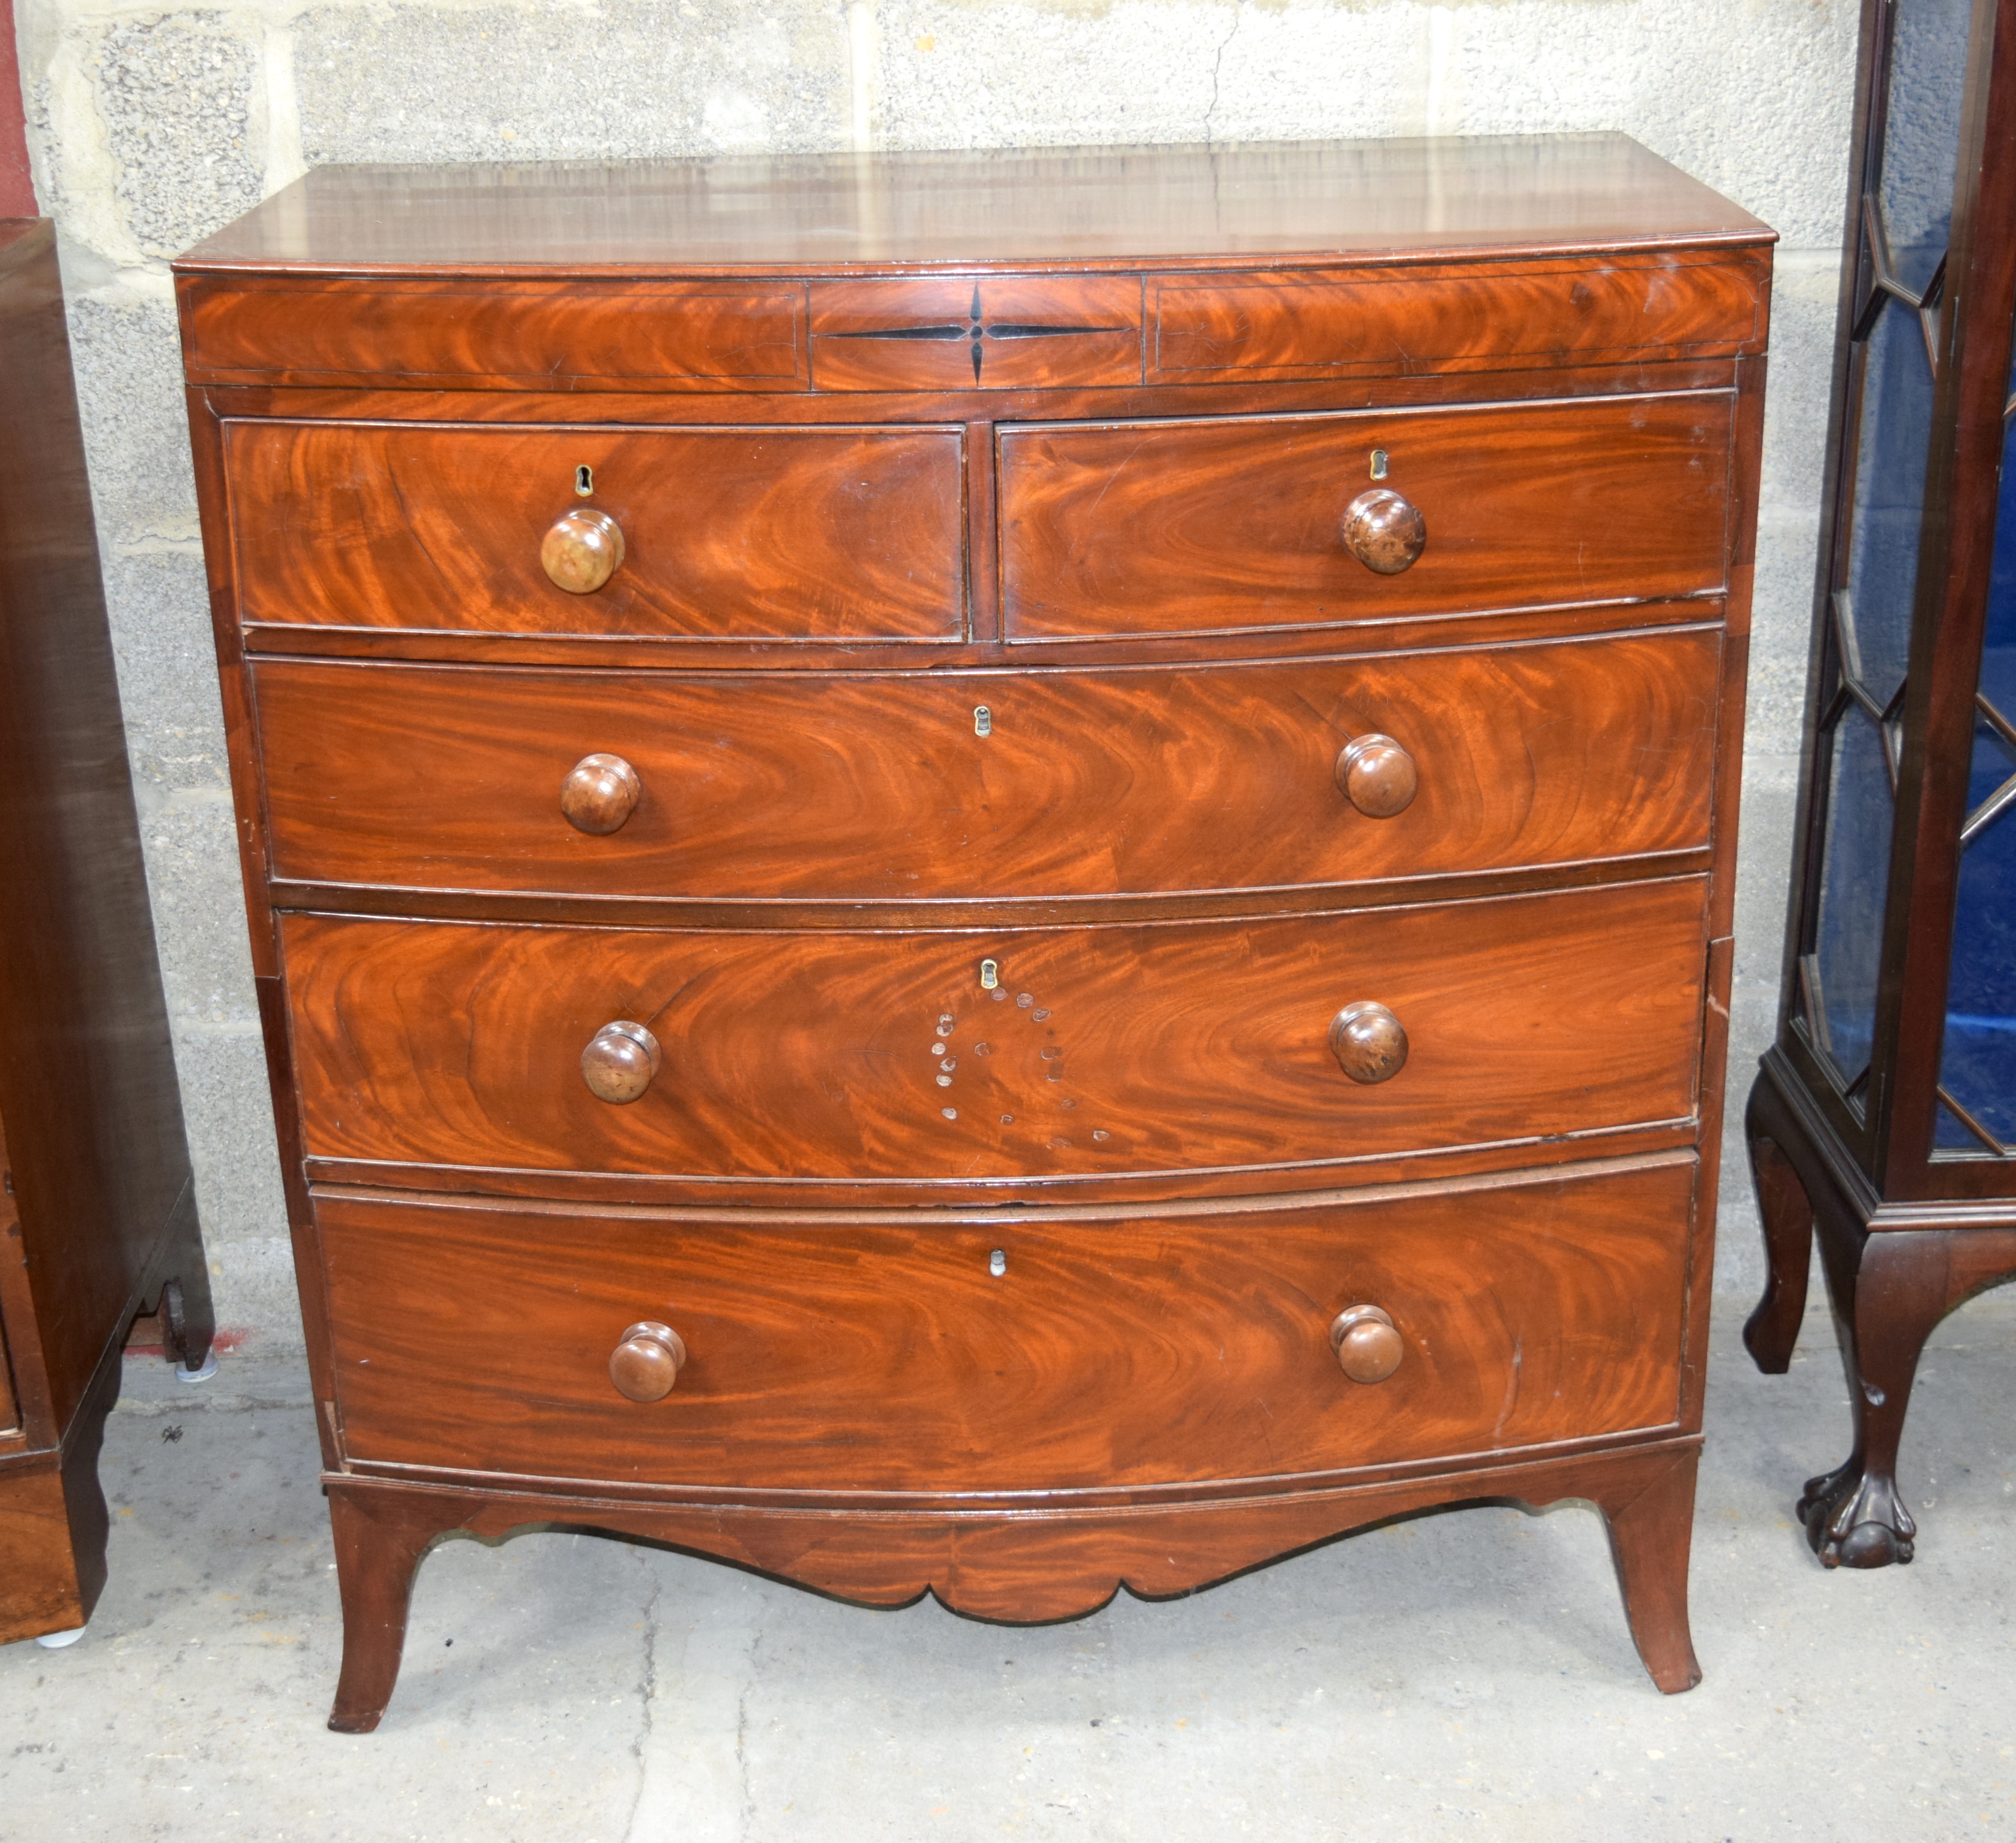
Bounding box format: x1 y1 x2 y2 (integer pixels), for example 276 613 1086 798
173 136 1771 1727
0 219 212 1645
1744 0 2016 1568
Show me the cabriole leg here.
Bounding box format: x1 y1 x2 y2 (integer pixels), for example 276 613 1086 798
1742 1072 1816 1374
1798 1232 1956 1568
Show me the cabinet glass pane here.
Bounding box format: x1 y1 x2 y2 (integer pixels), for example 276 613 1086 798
1880 0 1971 295
1936 399 2016 1154
1815 711 1898 1081
1845 299 1941 708
1804 0 1968 1094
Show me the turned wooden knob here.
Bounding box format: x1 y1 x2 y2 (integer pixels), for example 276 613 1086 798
1329 1001 1408 1084
541 507 626 594
609 1320 687 1402
580 1019 661 1103
1335 733 1418 818
560 753 642 834
1342 488 1427 575
1330 1306 1404 1384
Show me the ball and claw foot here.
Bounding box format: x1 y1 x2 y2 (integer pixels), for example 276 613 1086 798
1798 1460 1916 1568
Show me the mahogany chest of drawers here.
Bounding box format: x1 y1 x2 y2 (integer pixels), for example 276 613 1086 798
174 135 1772 1729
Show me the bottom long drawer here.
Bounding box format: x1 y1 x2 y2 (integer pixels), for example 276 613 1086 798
321 1156 1694 1497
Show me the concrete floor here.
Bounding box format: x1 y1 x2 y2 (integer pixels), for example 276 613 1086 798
3 1287 2013 1843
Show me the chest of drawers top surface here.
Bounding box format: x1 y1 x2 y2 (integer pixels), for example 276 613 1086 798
177 133 1770 272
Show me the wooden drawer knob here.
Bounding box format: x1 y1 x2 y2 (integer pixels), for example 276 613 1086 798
1330 1306 1404 1384
1329 1001 1408 1084
1342 488 1427 575
581 1019 661 1103
1335 733 1418 818
561 753 642 834
609 1320 687 1402
541 507 626 594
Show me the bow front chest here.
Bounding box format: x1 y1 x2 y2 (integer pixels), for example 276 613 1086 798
174 136 1772 1729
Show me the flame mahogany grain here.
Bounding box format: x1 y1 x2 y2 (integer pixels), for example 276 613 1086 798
277 879 1707 1186
224 419 967 642
251 629 1722 904
318 1159 1693 1494
997 391 1733 640
181 276 809 393
171 137 1773 1721
1147 252 1767 382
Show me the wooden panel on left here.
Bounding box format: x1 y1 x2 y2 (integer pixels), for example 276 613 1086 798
0 217 210 1641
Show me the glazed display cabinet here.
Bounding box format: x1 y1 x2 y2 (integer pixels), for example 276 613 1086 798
1746 0 2016 1565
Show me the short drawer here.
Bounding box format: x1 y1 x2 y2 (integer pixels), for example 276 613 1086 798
255 628 1721 902
180 275 809 392
999 391 1732 641
281 878 1707 1186
1147 252 1767 384
224 420 966 643
320 1157 1695 1494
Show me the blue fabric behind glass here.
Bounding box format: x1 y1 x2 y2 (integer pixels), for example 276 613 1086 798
1846 302 1940 706
1937 407 2016 1147
1817 712 1897 1079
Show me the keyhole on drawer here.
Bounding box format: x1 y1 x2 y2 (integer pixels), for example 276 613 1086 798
575 464 594 497
980 958 999 990
974 704 993 737
989 1249 1007 1277
1369 449 1389 481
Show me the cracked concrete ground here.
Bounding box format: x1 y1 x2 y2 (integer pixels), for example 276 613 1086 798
3 1287 2013 1841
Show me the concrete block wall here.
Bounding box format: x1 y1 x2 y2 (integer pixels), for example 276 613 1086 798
12 0 1861 1360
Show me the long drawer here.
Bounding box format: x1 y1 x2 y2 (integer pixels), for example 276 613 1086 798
999 391 1733 641
255 628 1722 902
320 1157 1695 1494
281 879 1707 1185
224 420 967 642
